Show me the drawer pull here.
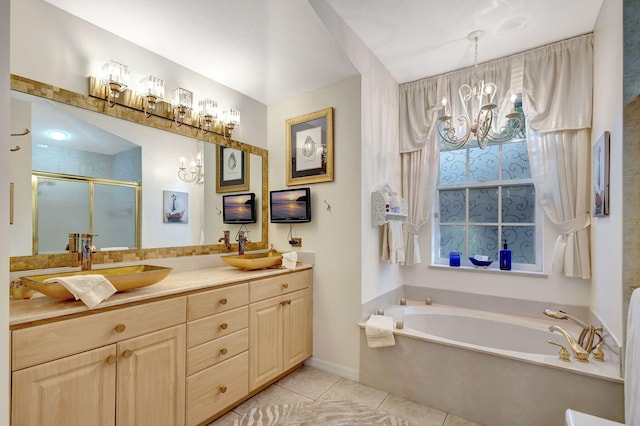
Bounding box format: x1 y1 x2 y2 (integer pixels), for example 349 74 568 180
114 324 126 333
220 323 228 330
219 298 228 305
219 385 228 394
122 350 134 359
280 301 287 306
220 348 228 355
282 283 289 289
106 355 117 364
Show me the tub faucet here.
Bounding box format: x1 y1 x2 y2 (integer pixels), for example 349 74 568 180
544 309 604 361
548 325 591 362
218 230 231 251
80 233 98 271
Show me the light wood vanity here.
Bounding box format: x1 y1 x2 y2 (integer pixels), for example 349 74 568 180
9 265 313 426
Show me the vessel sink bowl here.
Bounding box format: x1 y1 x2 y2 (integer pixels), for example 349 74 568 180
222 252 283 270
20 265 173 300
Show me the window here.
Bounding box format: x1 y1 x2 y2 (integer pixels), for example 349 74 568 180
434 111 542 271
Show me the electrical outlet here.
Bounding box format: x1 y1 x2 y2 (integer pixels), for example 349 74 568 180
289 237 302 247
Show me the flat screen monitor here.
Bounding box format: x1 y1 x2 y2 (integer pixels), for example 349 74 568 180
270 188 311 223
222 193 256 224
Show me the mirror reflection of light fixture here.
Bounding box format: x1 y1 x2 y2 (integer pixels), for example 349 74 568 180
171 87 193 127
222 108 240 139
178 151 204 185
139 75 165 118
438 30 523 149
101 60 130 108
48 130 68 141
198 98 219 134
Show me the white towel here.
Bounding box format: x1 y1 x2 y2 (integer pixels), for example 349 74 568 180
381 221 405 264
626 289 640 425
365 314 395 348
44 274 117 309
282 252 298 270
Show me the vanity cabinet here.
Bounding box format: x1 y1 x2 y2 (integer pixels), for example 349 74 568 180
185 283 249 426
11 297 186 426
248 270 312 391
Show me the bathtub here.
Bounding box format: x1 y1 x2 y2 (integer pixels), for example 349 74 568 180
359 302 624 426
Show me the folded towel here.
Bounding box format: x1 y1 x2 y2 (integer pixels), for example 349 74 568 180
44 274 117 309
365 314 395 348
626 289 640 425
381 221 405 264
282 252 298 270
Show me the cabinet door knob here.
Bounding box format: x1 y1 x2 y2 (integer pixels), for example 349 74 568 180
282 283 289 289
114 324 126 333
122 349 134 359
219 298 228 305
220 347 228 355
286 300 292 305
219 385 228 394
280 301 287 306
106 355 117 364
220 323 228 330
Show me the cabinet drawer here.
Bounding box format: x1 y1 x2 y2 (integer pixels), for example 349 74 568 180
187 329 248 376
187 306 248 348
249 269 312 303
186 352 248 426
187 283 248 321
12 297 186 371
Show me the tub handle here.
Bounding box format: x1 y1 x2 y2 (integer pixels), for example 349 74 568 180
548 340 570 362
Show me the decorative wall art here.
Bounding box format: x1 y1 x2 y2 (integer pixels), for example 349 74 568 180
592 130 610 217
286 107 334 185
216 146 249 193
163 190 188 223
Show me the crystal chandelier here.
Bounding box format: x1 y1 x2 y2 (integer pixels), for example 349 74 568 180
438 30 523 149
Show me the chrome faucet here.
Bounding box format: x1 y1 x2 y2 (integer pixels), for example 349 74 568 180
237 230 248 255
80 233 98 271
545 309 604 362
218 230 231 251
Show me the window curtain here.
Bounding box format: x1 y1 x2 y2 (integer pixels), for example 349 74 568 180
522 34 593 279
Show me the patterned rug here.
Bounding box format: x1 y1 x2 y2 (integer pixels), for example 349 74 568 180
235 400 410 425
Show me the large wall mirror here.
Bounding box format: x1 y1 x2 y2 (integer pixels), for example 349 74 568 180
9 75 267 261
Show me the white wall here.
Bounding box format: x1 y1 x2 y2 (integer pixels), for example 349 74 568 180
591 0 624 342
267 76 362 379
1 0 10 422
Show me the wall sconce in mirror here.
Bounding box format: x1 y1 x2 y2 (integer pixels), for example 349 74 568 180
101 60 130 107
139 75 165 117
171 87 193 127
178 151 204 185
198 98 219 134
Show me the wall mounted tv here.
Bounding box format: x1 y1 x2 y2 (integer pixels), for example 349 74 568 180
270 188 311 223
222 193 256 224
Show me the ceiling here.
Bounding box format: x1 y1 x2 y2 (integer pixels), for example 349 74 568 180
42 0 603 106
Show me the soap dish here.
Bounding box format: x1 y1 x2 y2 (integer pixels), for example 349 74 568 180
469 257 493 268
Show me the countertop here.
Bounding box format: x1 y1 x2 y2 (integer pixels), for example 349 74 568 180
10 264 312 327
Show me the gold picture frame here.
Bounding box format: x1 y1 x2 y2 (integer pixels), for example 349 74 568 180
286 107 334 186
216 145 249 193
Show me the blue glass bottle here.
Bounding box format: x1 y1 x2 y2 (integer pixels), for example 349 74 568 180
449 251 460 267
499 240 512 270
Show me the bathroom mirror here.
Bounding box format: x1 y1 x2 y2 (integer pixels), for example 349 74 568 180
8 75 267 258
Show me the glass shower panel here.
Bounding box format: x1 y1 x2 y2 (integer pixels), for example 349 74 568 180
37 178 90 254
94 184 136 250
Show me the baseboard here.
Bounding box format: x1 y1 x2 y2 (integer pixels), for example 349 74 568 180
304 356 359 382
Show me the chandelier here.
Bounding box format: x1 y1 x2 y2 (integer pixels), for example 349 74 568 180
438 30 523 149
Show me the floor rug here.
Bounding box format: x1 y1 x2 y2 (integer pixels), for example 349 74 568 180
235 400 410 425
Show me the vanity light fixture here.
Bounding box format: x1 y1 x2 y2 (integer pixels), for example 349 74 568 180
139 75 165 118
177 151 204 184
438 30 523 149
222 108 240 139
101 60 130 108
198 98 219 134
171 87 193 127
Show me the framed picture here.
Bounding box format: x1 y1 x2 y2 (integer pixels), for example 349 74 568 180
286 107 334 186
216 146 249 193
592 130 610 217
163 190 188 223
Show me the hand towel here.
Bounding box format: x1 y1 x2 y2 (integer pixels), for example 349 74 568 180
44 274 117 309
365 314 395 348
282 251 298 270
626 288 640 425
388 221 405 264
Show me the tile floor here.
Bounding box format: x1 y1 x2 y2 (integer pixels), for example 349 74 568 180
208 365 484 426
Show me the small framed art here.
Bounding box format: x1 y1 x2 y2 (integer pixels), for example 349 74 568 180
216 146 249 193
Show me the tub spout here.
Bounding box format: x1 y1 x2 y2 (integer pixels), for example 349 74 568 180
548 325 590 362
